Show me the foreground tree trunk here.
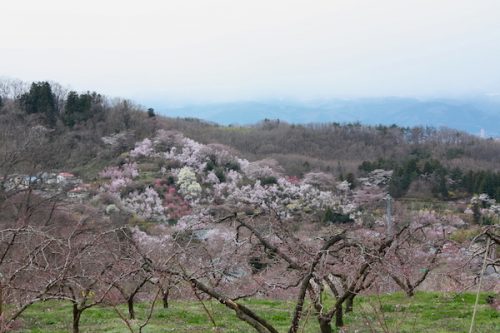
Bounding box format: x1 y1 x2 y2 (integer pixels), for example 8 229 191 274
345 294 354 313
335 304 344 327
127 298 135 320
318 318 332 333
0 285 3 319
162 287 169 309
189 277 278 333
72 303 82 333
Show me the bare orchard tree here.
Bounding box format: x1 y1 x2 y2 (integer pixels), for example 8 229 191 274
0 112 51 191
45 218 132 333
106 230 155 320
381 213 446 297
128 210 408 333
0 185 133 333
469 225 499 287
229 213 407 333
0 225 67 332
0 188 65 331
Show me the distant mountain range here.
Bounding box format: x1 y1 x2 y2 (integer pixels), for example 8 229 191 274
156 97 500 137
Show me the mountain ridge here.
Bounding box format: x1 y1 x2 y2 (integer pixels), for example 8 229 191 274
156 97 500 137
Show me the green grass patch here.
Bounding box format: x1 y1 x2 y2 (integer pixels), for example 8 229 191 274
12 292 499 332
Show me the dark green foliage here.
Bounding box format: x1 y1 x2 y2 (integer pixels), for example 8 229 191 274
249 256 268 273
358 158 398 173
481 215 495 226
63 91 101 127
166 175 175 185
224 160 240 172
0 95 3 109
260 176 278 185
18 81 57 126
363 153 500 201
120 181 147 196
346 172 356 189
205 153 240 174
460 170 500 200
147 108 156 117
462 170 474 193
422 159 444 175
445 147 464 159
323 207 353 224
409 147 431 160
389 164 415 198
205 159 216 171
432 171 449 199
387 158 445 198
472 200 481 224
214 167 226 182
358 160 374 172
322 207 335 223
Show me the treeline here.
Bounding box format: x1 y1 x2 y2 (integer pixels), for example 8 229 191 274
360 154 500 200
9 81 157 128
165 118 500 174
0 80 159 178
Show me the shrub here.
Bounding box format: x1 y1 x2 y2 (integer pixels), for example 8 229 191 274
323 207 353 224
215 167 226 182
260 176 277 186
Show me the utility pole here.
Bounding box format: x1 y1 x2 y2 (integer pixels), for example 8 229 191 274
384 194 394 237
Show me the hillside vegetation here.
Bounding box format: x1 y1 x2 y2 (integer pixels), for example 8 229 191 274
2 79 500 201
0 80 498 333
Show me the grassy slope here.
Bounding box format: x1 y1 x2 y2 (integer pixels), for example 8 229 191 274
15 292 498 333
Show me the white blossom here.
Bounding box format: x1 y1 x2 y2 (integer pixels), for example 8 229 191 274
130 138 154 158
122 187 166 222
178 167 202 200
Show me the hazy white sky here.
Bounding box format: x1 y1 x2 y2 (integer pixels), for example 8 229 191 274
1 0 500 103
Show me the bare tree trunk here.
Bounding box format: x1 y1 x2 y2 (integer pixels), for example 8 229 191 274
72 303 82 333
162 287 169 309
127 298 135 320
318 318 332 333
335 304 344 328
0 284 3 318
189 278 278 333
289 234 345 333
345 294 354 313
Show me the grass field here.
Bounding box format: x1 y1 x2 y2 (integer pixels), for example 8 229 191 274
14 292 499 332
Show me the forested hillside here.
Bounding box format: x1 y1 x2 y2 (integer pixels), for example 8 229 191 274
2 80 500 201
0 80 499 333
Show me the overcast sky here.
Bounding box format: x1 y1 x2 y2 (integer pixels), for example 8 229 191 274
1 0 500 103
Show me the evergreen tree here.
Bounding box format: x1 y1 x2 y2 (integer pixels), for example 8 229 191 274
18 82 57 126
346 172 356 189
437 172 448 199
63 91 94 127
147 108 156 118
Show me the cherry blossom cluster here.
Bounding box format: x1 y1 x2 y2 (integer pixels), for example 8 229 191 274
466 193 500 219
130 138 154 158
99 162 139 193
162 186 191 221
177 167 202 201
98 130 363 228
122 187 166 223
